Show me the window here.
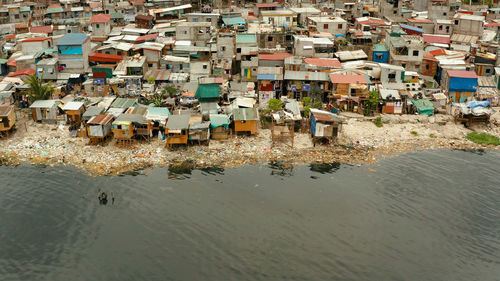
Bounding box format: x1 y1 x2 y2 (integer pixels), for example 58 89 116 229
324 24 329 29
236 48 241 53
96 24 100 28
446 26 450 32
375 54 383 59
193 17 198 22
486 68 491 74
443 12 447 16
454 20 459 25
268 36 273 41
338 24 342 29
438 25 443 30
286 17 291 22
413 50 419 56
388 73 396 81
221 46 225 51
207 18 212 22
425 64 429 70
148 63 153 67
393 10 397 14
203 64 208 69
184 31 187 34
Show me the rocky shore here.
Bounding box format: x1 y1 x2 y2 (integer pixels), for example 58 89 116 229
1 110 499 176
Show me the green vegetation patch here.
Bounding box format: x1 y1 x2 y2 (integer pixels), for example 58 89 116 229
465 132 500 146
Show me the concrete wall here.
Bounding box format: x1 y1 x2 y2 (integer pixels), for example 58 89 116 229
91 22 111 37
22 40 51 55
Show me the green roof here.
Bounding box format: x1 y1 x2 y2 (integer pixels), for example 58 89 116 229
236 33 257 44
111 12 124 19
373 44 388 52
222 16 245 26
0 59 8 64
46 7 64 14
20 6 31 12
209 114 230 128
402 9 412 13
410 99 434 116
195 84 220 99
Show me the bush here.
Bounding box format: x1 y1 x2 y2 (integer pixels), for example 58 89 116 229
410 131 418 136
147 77 155 84
363 90 380 116
373 116 383 127
267 98 283 112
465 132 500 146
429 133 436 138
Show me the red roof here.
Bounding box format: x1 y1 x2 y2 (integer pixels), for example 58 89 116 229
7 58 16 67
5 34 16 39
258 52 292 61
329 73 367 84
256 2 279 8
30 25 53 34
135 33 159 43
485 21 500 27
423 52 438 62
91 37 108 42
89 2 102 8
304 58 341 68
447 70 478 78
89 52 124 63
422 34 450 44
89 14 111 23
8 68 35 77
357 18 388 26
22 37 51 43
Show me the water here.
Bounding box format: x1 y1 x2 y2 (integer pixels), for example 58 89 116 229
1 150 500 281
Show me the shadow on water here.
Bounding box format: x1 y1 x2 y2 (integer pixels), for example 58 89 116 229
455 148 486 155
200 166 225 176
309 163 341 179
268 160 294 177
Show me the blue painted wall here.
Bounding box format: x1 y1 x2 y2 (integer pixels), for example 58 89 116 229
58 45 83 55
372 51 389 63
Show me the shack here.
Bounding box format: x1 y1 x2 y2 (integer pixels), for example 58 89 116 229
310 108 341 145
62 101 85 126
379 89 403 114
409 99 434 116
82 105 105 123
145 107 170 133
195 83 220 102
30 100 61 123
188 121 211 144
112 113 148 145
165 114 190 148
86 113 114 145
233 107 259 135
209 114 230 139
0 105 15 137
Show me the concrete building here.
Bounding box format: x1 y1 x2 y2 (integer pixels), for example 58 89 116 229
56 33 91 73
21 37 52 55
387 35 424 72
453 13 485 36
89 14 112 38
307 16 348 36
175 22 212 47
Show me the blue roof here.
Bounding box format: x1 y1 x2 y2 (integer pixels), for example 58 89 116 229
56 33 89 46
399 24 423 34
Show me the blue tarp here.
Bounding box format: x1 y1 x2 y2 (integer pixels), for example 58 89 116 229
449 77 478 92
257 74 275 80
400 24 424 34
468 100 490 108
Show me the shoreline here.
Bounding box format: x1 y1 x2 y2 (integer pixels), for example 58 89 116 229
1 112 499 176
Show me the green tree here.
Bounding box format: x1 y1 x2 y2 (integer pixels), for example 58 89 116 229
25 75 54 101
164 86 178 97
267 98 283 112
363 90 380 116
147 92 165 107
147 77 156 84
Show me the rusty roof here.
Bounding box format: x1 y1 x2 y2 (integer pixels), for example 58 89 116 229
310 108 341 123
0 105 13 116
88 113 114 125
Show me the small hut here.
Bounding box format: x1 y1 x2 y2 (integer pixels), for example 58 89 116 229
112 114 147 146
233 107 259 135
82 105 105 123
209 114 230 139
145 107 170 133
86 113 114 145
62 101 86 126
310 108 342 145
189 121 211 144
29 100 61 123
165 114 190 148
0 105 15 137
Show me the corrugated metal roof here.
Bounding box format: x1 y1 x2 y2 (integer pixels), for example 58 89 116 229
62 101 84 111
111 98 138 108
195 84 220 99
222 16 245 26
310 108 340 123
83 105 105 119
114 113 147 124
56 33 88 46
0 105 13 116
167 114 190 129
233 107 259 121
88 113 114 125
209 114 230 128
30 100 60 109
236 33 257 44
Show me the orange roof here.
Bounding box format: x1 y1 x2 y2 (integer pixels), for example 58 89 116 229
89 2 102 8
8 68 35 77
329 73 367 84
135 33 159 43
407 18 433 24
15 22 28 29
429 49 447 56
91 37 108 41
89 52 124 63
258 52 292 61
7 58 16 67
305 58 341 68
357 18 388 26
423 52 438 62
256 2 279 8
22 37 51 43
5 34 16 39
89 13 111 23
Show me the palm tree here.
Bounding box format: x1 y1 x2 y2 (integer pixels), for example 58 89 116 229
25 75 54 101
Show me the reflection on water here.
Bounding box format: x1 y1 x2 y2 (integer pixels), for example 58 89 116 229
1 150 500 281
